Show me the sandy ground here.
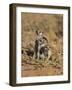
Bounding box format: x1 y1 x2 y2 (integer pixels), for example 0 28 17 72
21 63 63 77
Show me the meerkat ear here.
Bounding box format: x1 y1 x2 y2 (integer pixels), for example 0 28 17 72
36 30 39 35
